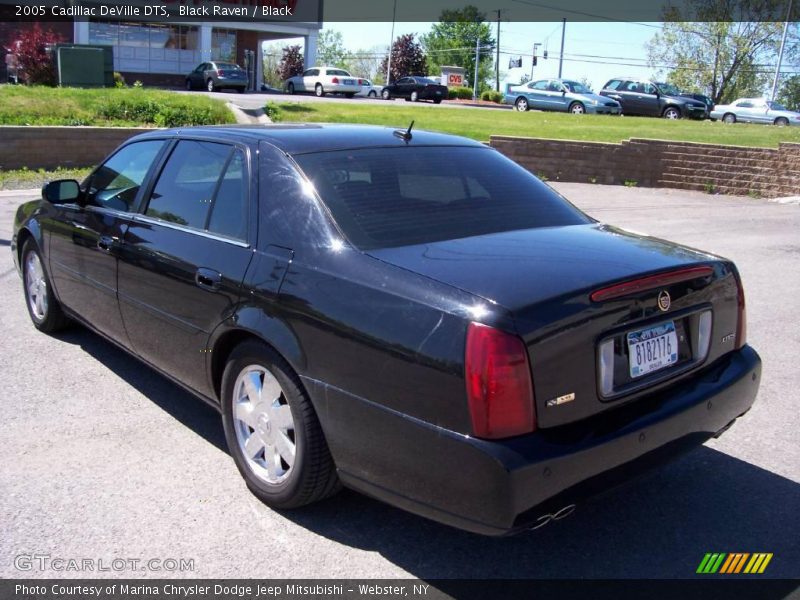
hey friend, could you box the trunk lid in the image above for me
[367,224,741,428]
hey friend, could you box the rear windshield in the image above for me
[294,146,591,250]
[216,63,242,70]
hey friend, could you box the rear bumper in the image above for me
[306,345,761,536]
[217,78,246,88]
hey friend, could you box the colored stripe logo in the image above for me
[697,553,773,574]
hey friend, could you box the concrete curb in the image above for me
[226,102,270,124]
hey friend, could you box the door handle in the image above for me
[97,236,115,252]
[195,268,222,290]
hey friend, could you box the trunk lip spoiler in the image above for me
[590,265,715,303]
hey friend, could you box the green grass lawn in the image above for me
[0,166,93,191]
[267,101,800,148]
[0,85,235,127]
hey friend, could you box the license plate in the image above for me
[627,321,678,378]
[343,79,355,85]
[436,90,442,95]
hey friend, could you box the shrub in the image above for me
[264,102,282,122]
[98,92,232,127]
[480,90,503,103]
[113,72,126,88]
[15,24,64,86]
[447,86,474,100]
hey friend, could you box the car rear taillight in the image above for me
[331,77,339,84]
[465,322,535,439]
[217,69,225,77]
[358,79,365,85]
[734,271,747,349]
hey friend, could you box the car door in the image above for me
[46,139,167,345]
[393,77,412,98]
[301,68,319,91]
[751,100,772,123]
[190,64,206,88]
[639,82,662,116]
[526,80,550,109]
[733,100,755,122]
[548,80,569,110]
[116,138,256,397]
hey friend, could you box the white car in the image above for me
[710,98,800,126]
[355,79,382,98]
[284,67,361,97]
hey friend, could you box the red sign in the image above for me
[448,73,463,87]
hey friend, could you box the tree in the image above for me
[344,46,386,83]
[317,30,348,68]
[421,6,495,94]
[777,74,800,110]
[647,1,798,104]
[277,45,303,82]
[380,34,428,84]
[15,24,64,85]
[262,42,286,89]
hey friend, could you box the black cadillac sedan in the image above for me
[12,124,760,535]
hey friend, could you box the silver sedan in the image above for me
[710,98,800,126]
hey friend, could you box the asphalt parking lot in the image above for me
[1,183,798,580]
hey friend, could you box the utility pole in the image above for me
[473,35,481,100]
[495,9,501,92]
[771,0,793,101]
[385,0,397,85]
[558,17,566,79]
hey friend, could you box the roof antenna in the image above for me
[393,120,414,142]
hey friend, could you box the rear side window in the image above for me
[294,146,591,250]
[145,140,248,240]
[604,80,622,90]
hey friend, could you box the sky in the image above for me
[308,21,660,90]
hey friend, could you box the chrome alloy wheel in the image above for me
[25,252,48,321]
[232,365,296,484]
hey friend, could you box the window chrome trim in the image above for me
[131,214,250,248]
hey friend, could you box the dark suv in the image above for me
[599,78,708,119]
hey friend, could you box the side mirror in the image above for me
[42,179,81,204]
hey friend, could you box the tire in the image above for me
[515,96,529,112]
[433,98,442,104]
[315,83,325,97]
[221,340,339,509]
[410,91,419,102]
[368,90,377,98]
[207,79,215,93]
[345,93,355,98]
[237,87,245,94]
[569,102,585,114]
[775,117,789,127]
[287,82,295,95]
[663,106,681,119]
[381,89,391,100]
[723,113,737,124]
[185,79,192,91]
[21,239,70,334]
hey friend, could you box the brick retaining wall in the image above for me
[0,126,154,171]
[491,136,800,198]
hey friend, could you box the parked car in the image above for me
[12,125,760,536]
[710,98,800,126]
[381,76,447,103]
[599,78,708,119]
[355,78,381,98]
[505,78,621,114]
[284,67,361,97]
[186,62,247,93]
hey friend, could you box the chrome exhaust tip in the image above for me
[529,503,577,530]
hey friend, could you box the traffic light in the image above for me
[532,56,538,66]
[543,50,548,59]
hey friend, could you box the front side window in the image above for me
[145,140,247,240]
[531,80,549,90]
[85,140,164,212]
[295,146,591,250]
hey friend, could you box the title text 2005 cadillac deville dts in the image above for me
[12,125,761,535]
